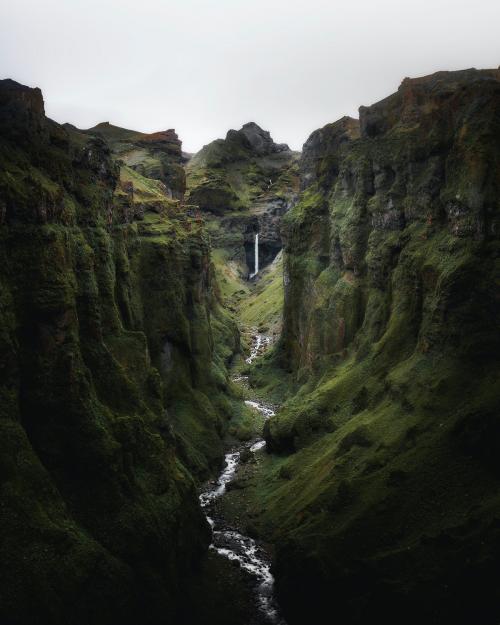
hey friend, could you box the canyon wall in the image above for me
[263,68,500,624]
[0,80,237,624]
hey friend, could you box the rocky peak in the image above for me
[226,121,290,155]
[139,128,180,144]
[94,121,112,129]
[136,129,182,158]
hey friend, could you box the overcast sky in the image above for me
[1,0,499,152]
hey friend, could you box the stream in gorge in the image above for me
[199,331,285,625]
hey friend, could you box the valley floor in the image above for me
[187,254,291,625]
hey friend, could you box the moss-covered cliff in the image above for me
[259,69,500,624]
[0,79,238,625]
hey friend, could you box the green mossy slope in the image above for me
[239,251,284,337]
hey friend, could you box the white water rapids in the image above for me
[199,333,285,625]
[245,333,271,365]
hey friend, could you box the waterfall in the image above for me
[249,233,259,279]
[254,233,259,276]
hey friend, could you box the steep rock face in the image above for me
[0,78,46,142]
[0,80,237,625]
[263,69,500,624]
[186,122,299,277]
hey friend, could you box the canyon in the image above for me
[0,67,499,625]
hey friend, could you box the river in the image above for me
[199,331,286,625]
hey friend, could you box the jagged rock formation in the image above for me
[260,69,500,624]
[228,121,290,156]
[186,122,299,277]
[0,80,239,625]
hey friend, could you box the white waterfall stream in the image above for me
[250,233,259,278]
[255,233,259,275]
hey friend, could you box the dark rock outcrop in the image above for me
[227,121,290,155]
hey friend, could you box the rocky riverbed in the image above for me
[199,332,285,625]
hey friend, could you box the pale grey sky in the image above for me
[1,0,499,152]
